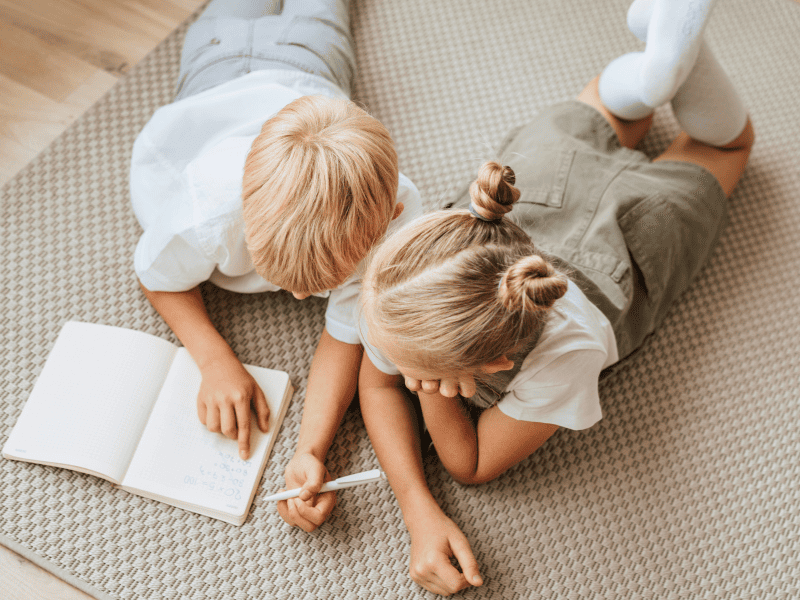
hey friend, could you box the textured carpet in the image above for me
[2,0,799,598]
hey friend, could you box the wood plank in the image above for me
[0,18,98,101]
[0,69,117,184]
[0,0,200,74]
[0,0,204,187]
[0,543,94,600]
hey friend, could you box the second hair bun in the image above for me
[498,255,568,313]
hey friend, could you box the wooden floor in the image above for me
[0,0,205,188]
[0,2,205,596]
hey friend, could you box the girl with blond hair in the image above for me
[357,1,754,591]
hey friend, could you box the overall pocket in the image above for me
[618,192,677,307]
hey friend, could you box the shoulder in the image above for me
[498,348,606,430]
[134,70,346,170]
[533,281,619,362]
[494,281,618,428]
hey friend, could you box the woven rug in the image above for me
[2,0,799,598]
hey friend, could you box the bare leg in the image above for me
[654,117,754,197]
[578,76,653,149]
[587,70,754,198]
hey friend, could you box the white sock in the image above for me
[670,41,748,146]
[599,0,718,118]
[598,52,654,120]
[626,0,655,41]
[638,0,718,107]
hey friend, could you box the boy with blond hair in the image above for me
[130,0,421,530]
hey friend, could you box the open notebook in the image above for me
[3,321,294,525]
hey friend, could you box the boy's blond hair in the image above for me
[362,162,569,375]
[242,95,399,295]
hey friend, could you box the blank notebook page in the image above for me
[4,322,177,482]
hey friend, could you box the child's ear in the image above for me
[483,355,514,374]
[392,202,404,220]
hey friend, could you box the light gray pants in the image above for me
[176,0,355,99]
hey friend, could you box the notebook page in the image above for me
[3,322,177,482]
[122,349,290,517]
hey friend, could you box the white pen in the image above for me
[263,468,385,502]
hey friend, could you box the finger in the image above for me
[409,568,444,596]
[205,406,222,433]
[434,563,470,595]
[235,403,251,460]
[417,579,450,596]
[298,470,323,502]
[404,376,422,392]
[421,379,440,393]
[439,379,459,398]
[308,489,337,519]
[458,375,477,398]
[294,492,335,527]
[219,404,238,440]
[286,498,320,532]
[276,498,292,524]
[299,467,325,501]
[197,398,208,425]
[413,569,458,597]
[451,535,482,587]
[252,385,270,432]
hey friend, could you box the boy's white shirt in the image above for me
[130,69,424,345]
[361,281,620,430]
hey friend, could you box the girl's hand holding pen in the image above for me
[276,452,336,532]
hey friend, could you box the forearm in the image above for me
[295,328,362,461]
[421,390,560,484]
[139,281,236,368]
[359,371,440,525]
[418,392,479,483]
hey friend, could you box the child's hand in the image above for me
[407,506,483,595]
[403,374,477,398]
[196,355,270,460]
[277,452,337,532]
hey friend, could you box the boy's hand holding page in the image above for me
[138,284,271,461]
[196,353,271,460]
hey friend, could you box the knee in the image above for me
[720,116,755,152]
[638,52,685,107]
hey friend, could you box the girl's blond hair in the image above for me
[362,161,568,374]
[243,95,399,294]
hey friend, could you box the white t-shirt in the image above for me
[130,69,423,345]
[362,281,619,430]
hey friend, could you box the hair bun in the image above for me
[498,255,568,313]
[468,161,520,221]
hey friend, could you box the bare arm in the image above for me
[277,328,362,531]
[418,391,558,485]
[359,357,482,596]
[139,281,270,459]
